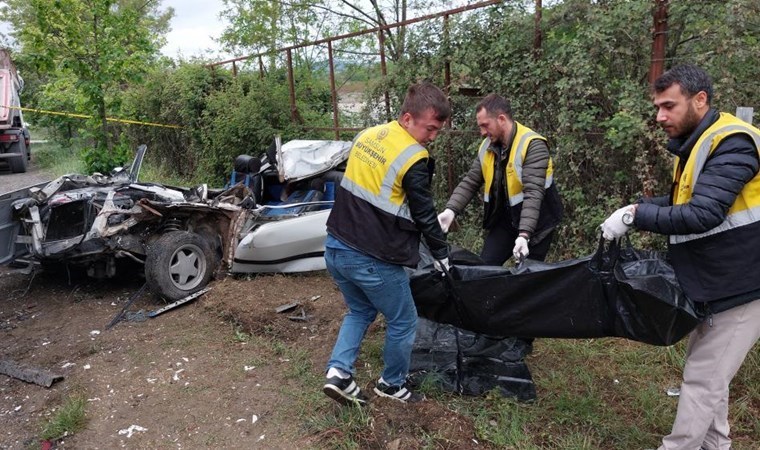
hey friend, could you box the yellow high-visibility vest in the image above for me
[479,121,554,206]
[670,112,760,244]
[340,121,428,220]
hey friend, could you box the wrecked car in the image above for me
[1,140,350,301]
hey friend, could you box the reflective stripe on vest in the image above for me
[340,121,427,221]
[670,113,760,245]
[479,122,554,206]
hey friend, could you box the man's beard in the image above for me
[674,104,702,139]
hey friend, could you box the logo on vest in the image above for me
[376,128,389,141]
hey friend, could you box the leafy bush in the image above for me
[378,0,760,259]
[121,60,336,185]
[80,140,134,175]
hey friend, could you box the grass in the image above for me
[297,330,759,449]
[39,394,87,441]
[29,131,203,187]
[32,141,86,176]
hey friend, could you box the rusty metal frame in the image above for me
[206,0,502,138]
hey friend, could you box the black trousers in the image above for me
[480,212,554,265]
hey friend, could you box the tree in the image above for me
[218,0,464,69]
[3,0,173,157]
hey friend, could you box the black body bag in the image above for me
[410,238,701,346]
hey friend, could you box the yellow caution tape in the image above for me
[4,105,183,129]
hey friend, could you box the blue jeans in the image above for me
[324,235,417,387]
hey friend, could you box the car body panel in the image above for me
[232,208,330,273]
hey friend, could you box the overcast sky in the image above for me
[1,0,488,60]
[160,0,231,59]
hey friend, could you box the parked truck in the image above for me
[0,48,30,173]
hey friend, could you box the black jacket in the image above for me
[328,158,448,267]
[634,109,760,312]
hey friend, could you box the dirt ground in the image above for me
[0,265,481,449]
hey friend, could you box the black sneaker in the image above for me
[323,375,368,406]
[373,380,424,403]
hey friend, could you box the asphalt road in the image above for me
[0,155,54,195]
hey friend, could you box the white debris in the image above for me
[42,342,50,346]
[182,357,189,362]
[251,415,258,424]
[244,366,255,371]
[257,435,265,442]
[61,362,75,369]
[83,364,91,370]
[118,425,147,438]
[147,378,157,384]
[87,398,101,402]
[90,330,101,336]
[236,418,246,423]
[613,379,620,384]
[666,387,680,397]
[172,369,185,381]
[14,405,21,411]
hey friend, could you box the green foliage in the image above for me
[4,0,171,154]
[381,0,760,259]
[80,139,133,175]
[40,394,87,441]
[121,62,336,185]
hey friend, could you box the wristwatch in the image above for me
[622,211,635,226]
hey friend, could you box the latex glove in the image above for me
[433,257,450,273]
[601,205,635,240]
[437,208,456,233]
[513,236,529,261]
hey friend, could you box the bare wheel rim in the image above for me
[168,243,206,290]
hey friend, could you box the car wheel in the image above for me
[8,139,28,173]
[145,231,216,301]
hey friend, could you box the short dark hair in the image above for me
[654,64,713,105]
[399,81,451,121]
[476,93,512,119]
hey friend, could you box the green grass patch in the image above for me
[40,394,87,441]
[305,405,372,450]
[32,141,86,176]
[138,156,202,186]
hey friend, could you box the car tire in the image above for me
[144,231,216,301]
[8,139,28,173]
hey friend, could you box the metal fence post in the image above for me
[736,106,754,124]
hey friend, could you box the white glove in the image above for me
[513,236,529,261]
[601,205,635,240]
[437,208,456,233]
[433,257,450,273]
